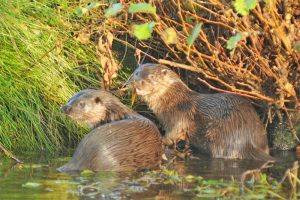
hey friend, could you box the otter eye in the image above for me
[176,140,186,152]
[148,74,154,79]
[95,97,102,104]
[79,102,85,108]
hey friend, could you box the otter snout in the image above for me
[61,105,72,114]
[130,69,141,83]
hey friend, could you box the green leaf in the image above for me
[128,3,156,15]
[86,2,100,10]
[22,164,47,168]
[160,28,177,44]
[22,182,41,188]
[80,169,95,176]
[197,193,220,198]
[75,2,103,17]
[186,16,194,24]
[105,3,123,18]
[226,33,242,50]
[293,41,300,52]
[132,22,156,40]
[233,0,258,16]
[75,8,86,17]
[187,23,202,46]
[184,175,196,182]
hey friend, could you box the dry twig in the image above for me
[0,143,22,163]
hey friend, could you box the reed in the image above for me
[0,0,104,151]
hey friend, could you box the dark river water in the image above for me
[0,150,299,199]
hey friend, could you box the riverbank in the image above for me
[0,0,104,151]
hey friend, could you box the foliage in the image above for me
[75,2,103,17]
[22,182,41,188]
[294,41,300,52]
[1,152,297,199]
[75,0,299,138]
[187,23,202,47]
[128,3,156,15]
[160,28,177,45]
[233,0,258,16]
[0,0,103,151]
[132,22,156,40]
[272,123,297,150]
[226,33,242,50]
[104,3,123,17]
[2,0,298,150]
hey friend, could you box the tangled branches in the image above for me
[76,0,299,134]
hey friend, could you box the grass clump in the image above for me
[0,0,104,151]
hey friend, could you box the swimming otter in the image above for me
[131,63,274,161]
[58,89,164,172]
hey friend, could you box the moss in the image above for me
[272,124,297,150]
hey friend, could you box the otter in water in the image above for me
[131,63,274,161]
[58,89,164,172]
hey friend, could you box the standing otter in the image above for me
[131,63,274,161]
[58,89,164,172]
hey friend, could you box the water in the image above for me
[0,150,299,199]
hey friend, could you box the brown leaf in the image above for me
[106,32,114,47]
[135,49,141,64]
[99,56,109,69]
[97,36,106,53]
[97,32,114,54]
[284,82,296,97]
[100,55,119,90]
[75,31,91,44]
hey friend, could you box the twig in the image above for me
[279,161,299,188]
[95,0,298,129]
[240,161,273,182]
[159,59,276,101]
[197,77,268,100]
[113,37,158,62]
[0,143,22,163]
[159,59,201,73]
[283,107,300,143]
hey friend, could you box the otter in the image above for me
[131,63,274,161]
[58,89,164,172]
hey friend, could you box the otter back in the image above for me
[191,93,271,160]
[58,115,163,172]
[58,89,164,172]
[131,63,274,161]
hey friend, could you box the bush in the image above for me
[75,0,300,140]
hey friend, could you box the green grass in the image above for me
[0,0,105,151]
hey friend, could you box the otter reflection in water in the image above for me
[131,63,274,161]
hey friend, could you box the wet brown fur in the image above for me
[132,63,274,161]
[58,89,164,172]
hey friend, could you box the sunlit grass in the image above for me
[0,0,103,151]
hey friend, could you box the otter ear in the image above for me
[161,69,168,76]
[94,97,102,104]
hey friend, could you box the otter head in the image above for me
[61,89,129,128]
[131,63,180,98]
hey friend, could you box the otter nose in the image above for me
[61,105,72,114]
